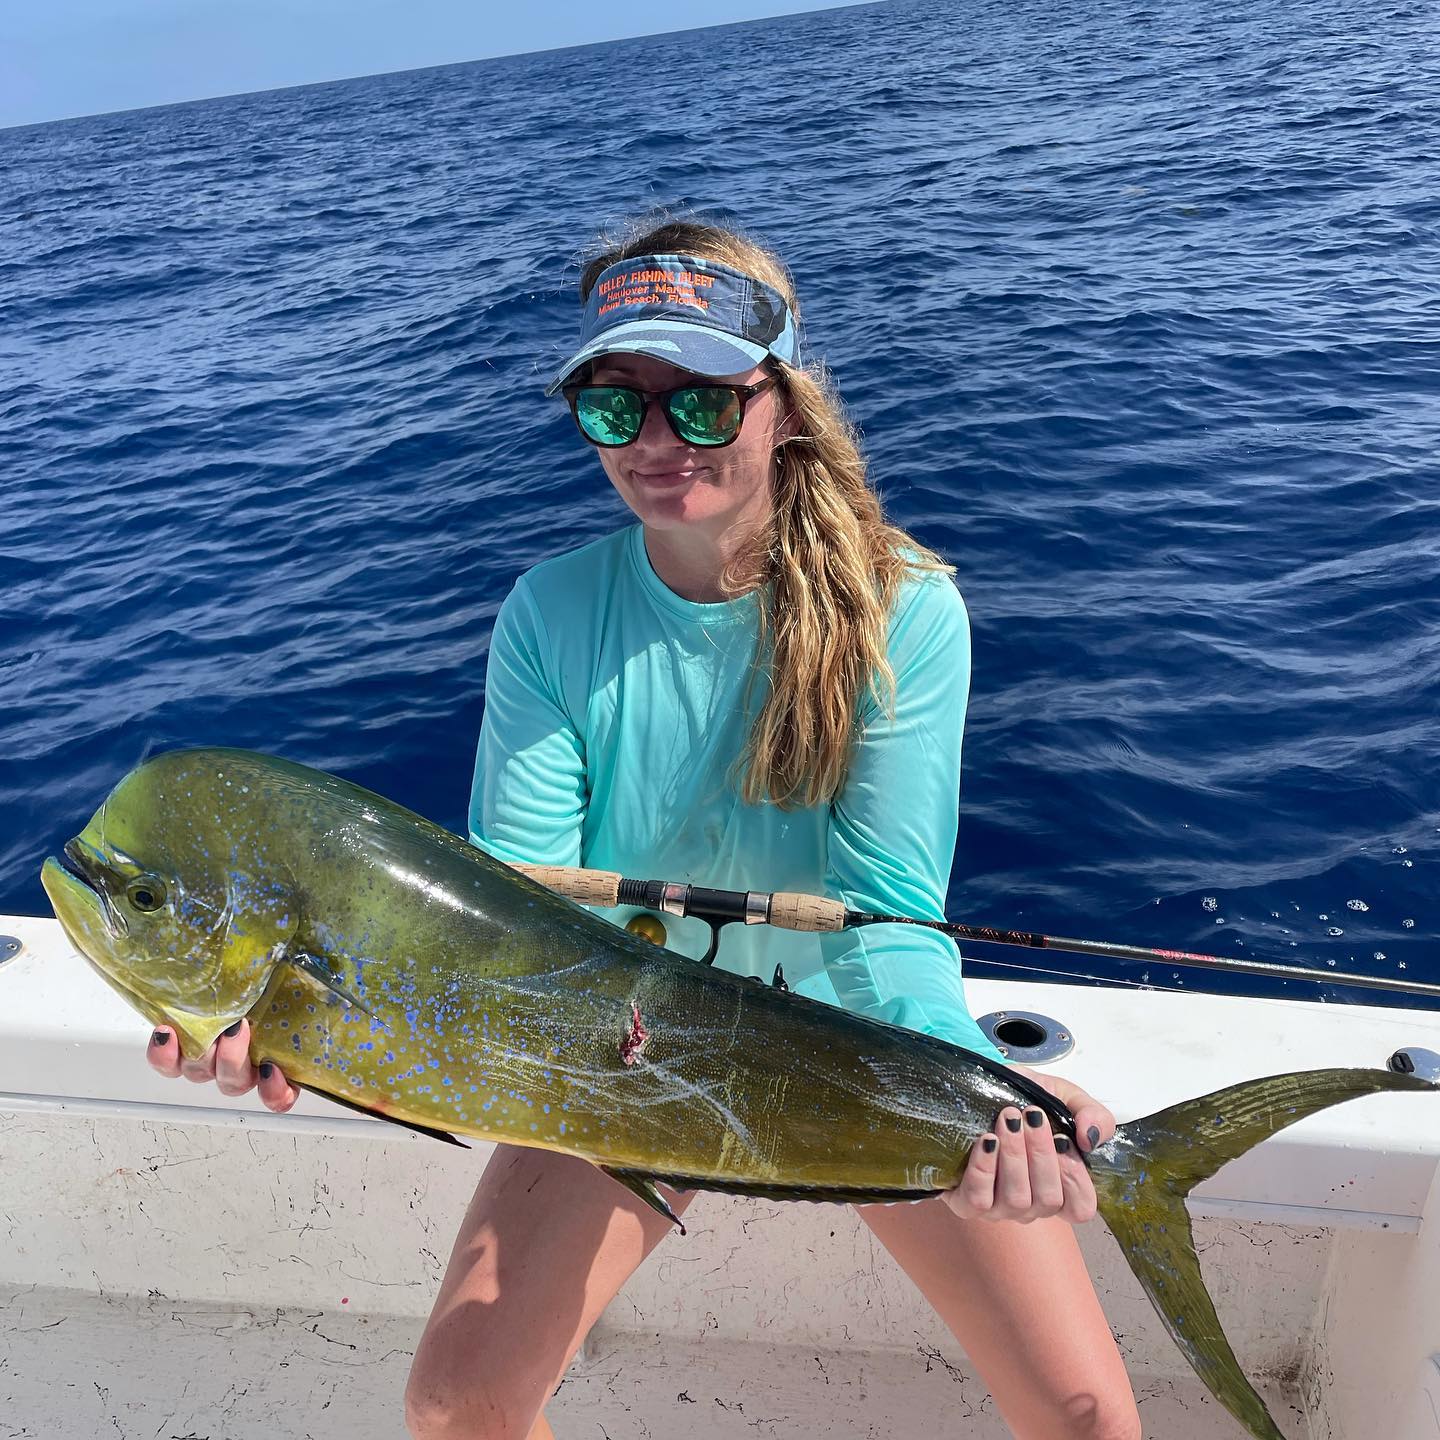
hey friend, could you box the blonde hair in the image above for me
[578,216,953,809]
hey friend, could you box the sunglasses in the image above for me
[563,375,781,449]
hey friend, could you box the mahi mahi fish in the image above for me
[41,747,1437,1440]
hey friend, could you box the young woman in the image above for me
[149,220,1141,1440]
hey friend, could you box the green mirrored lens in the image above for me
[575,387,643,445]
[669,387,743,446]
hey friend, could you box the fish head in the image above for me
[41,750,301,1059]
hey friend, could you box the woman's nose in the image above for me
[633,396,684,451]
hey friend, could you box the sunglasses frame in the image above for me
[562,374,781,449]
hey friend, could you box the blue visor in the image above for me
[545,253,799,396]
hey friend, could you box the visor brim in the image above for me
[544,320,771,397]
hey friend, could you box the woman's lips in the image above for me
[630,467,705,488]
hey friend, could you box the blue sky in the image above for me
[2,0,868,130]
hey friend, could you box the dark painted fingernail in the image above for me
[258,1062,274,1080]
[1087,1125,1101,1148]
[982,1135,998,1154]
[1005,1113,1022,1133]
[151,1030,169,1047]
[1025,1108,1046,1128]
[222,1021,242,1038]
[1054,1134,1072,1154]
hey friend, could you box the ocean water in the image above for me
[3,0,1437,1009]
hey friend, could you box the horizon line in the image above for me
[2,0,884,135]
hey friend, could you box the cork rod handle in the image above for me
[511,863,623,908]
[509,862,850,935]
[767,891,848,933]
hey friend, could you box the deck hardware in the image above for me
[0,935,20,966]
[1390,1048,1440,1083]
[977,1009,1074,1065]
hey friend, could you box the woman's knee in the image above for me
[404,1353,530,1440]
[1047,1383,1141,1440]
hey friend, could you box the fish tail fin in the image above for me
[1091,1066,1437,1440]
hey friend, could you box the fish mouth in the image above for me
[58,839,97,888]
[41,849,188,1045]
[41,840,126,954]
[59,837,129,928]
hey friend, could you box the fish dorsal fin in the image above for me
[600,1167,687,1233]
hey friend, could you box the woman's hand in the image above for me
[941,1066,1116,1225]
[145,1018,299,1113]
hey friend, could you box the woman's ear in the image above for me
[769,367,804,449]
[774,398,802,447]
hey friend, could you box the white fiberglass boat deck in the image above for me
[2,911,1438,1438]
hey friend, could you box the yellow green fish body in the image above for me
[42,747,1437,1440]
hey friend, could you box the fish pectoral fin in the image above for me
[600,1167,687,1234]
[295,1082,469,1147]
[287,952,385,1028]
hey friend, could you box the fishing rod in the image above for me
[510,862,1440,1003]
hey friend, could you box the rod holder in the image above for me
[976,1009,1074,1065]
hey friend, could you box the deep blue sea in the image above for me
[3,0,1437,1010]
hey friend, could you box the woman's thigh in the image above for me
[858,1199,1139,1440]
[406,1142,695,1440]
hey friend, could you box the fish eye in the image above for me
[125,876,167,912]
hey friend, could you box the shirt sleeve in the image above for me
[818,574,1004,1061]
[468,578,588,868]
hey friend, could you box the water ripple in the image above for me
[2,0,1437,1005]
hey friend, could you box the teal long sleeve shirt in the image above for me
[468,523,1002,1062]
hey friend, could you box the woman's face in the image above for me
[584,352,789,539]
